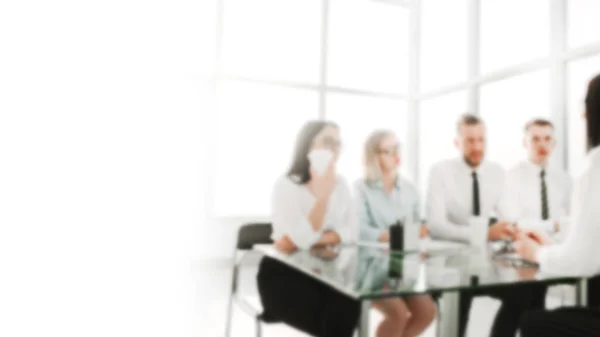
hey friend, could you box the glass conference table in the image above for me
[254,242,588,337]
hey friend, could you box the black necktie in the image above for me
[472,171,480,216]
[541,170,549,220]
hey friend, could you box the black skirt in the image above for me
[257,256,361,337]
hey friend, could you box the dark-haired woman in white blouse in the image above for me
[257,120,361,337]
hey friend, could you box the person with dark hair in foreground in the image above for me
[517,74,600,337]
[256,120,361,337]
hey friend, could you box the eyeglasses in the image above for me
[320,136,342,150]
[377,145,401,156]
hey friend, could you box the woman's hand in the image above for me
[514,233,541,263]
[274,236,298,254]
[309,164,336,201]
[523,229,554,245]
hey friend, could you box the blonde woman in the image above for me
[355,130,436,337]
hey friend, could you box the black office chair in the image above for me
[224,223,280,337]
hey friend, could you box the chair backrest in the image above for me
[237,223,273,250]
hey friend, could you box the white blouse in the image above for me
[536,147,600,277]
[270,175,357,249]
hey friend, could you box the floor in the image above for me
[195,256,574,337]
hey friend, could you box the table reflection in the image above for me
[255,243,576,300]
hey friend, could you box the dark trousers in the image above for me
[257,256,361,337]
[458,284,547,337]
[520,307,600,337]
[587,274,600,308]
[517,275,600,337]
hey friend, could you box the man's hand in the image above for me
[488,221,517,240]
[514,233,541,263]
[274,236,298,254]
[379,231,390,243]
[523,229,554,245]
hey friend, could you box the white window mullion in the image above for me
[407,0,421,185]
[319,0,330,119]
[467,0,481,114]
[550,0,568,171]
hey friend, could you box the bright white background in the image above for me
[0,1,212,336]
[2,1,600,336]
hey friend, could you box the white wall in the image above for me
[0,1,215,336]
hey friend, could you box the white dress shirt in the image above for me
[270,174,357,249]
[500,160,572,233]
[536,147,600,277]
[426,157,505,243]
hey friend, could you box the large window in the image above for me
[214,82,318,216]
[480,70,551,170]
[214,0,409,218]
[213,0,600,221]
[568,0,600,49]
[420,0,468,92]
[480,0,550,74]
[418,91,468,199]
[221,0,322,83]
[328,0,409,94]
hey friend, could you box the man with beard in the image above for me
[426,114,539,337]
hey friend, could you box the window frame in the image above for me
[210,0,600,220]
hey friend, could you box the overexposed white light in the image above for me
[480,0,550,74]
[221,0,322,84]
[0,1,211,336]
[480,70,550,170]
[328,0,410,94]
[326,94,408,185]
[568,0,600,49]
[371,0,415,7]
[214,81,318,217]
[567,55,600,178]
[420,0,468,92]
[418,91,468,201]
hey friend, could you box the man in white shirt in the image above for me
[426,114,543,337]
[501,118,572,235]
[426,119,508,244]
[499,118,572,333]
